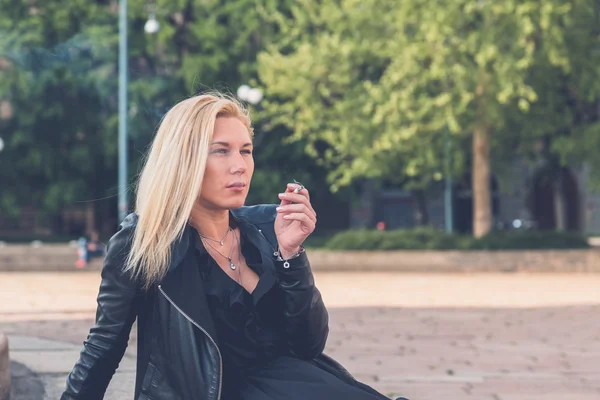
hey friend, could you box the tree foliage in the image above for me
[0,0,335,233]
[257,0,592,236]
[0,1,120,220]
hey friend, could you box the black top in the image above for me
[193,229,288,394]
[191,223,391,400]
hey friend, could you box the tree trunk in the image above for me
[553,170,566,231]
[473,123,492,237]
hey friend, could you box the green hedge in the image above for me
[324,228,590,250]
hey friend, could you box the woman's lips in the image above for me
[226,183,246,192]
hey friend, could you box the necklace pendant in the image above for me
[219,240,224,246]
[227,256,236,270]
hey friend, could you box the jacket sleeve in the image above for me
[61,216,141,400]
[275,251,329,360]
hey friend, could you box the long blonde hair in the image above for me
[125,92,253,288]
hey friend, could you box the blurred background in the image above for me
[0,0,599,247]
[1,1,600,399]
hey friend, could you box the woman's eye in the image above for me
[242,150,253,155]
[214,149,227,154]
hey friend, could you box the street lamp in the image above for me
[118,0,128,223]
[237,85,267,145]
[444,128,453,233]
[237,85,263,105]
[144,12,160,34]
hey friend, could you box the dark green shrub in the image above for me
[463,231,590,250]
[324,228,590,250]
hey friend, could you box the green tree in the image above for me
[496,0,600,231]
[131,0,342,208]
[0,1,122,233]
[0,0,342,236]
[257,0,574,236]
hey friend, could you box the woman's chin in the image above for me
[224,196,248,210]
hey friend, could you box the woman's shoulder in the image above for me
[119,212,139,230]
[105,213,138,256]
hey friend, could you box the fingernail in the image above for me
[278,193,286,198]
[276,207,283,211]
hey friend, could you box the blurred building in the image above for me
[351,162,600,235]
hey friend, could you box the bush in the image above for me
[302,235,331,249]
[325,227,458,250]
[464,231,590,250]
[324,228,590,251]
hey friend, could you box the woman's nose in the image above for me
[230,153,247,174]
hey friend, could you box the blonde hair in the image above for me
[125,92,253,288]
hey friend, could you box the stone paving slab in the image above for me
[8,335,137,399]
[2,272,600,399]
[11,349,85,374]
[5,309,600,399]
[8,335,78,351]
[40,371,136,399]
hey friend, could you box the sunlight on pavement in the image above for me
[317,272,600,308]
[1,272,600,322]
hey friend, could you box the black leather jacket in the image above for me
[60,204,357,400]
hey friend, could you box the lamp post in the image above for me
[441,35,454,233]
[237,85,263,105]
[144,12,160,34]
[118,0,128,223]
[444,128,453,233]
[118,1,160,222]
[237,85,265,146]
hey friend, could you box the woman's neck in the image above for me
[188,204,232,240]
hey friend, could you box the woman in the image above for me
[61,93,406,400]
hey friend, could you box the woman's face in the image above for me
[199,117,254,210]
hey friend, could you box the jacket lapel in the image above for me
[159,224,218,341]
[233,216,278,271]
[157,208,278,341]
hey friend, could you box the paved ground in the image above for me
[1,271,600,399]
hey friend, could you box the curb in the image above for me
[2,246,600,273]
[0,333,10,400]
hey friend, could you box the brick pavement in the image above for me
[1,271,600,399]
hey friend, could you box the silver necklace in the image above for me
[202,229,243,285]
[198,227,232,246]
[202,230,238,271]
[233,230,242,285]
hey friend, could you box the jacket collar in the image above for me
[157,205,277,344]
[170,205,277,272]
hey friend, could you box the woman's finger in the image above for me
[281,212,316,230]
[276,204,317,223]
[278,191,316,216]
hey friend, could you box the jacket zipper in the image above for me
[256,228,280,258]
[158,285,223,400]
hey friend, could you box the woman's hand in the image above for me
[274,183,317,259]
